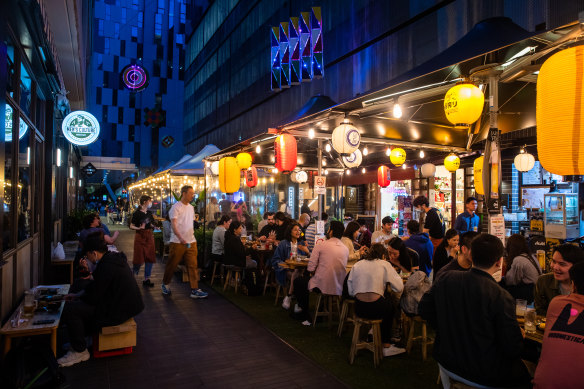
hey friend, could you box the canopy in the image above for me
[169,144,221,175]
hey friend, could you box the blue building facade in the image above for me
[88,0,188,170]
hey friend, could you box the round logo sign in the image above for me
[122,64,149,92]
[62,111,100,146]
[346,128,360,147]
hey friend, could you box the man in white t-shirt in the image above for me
[162,185,208,299]
[371,216,396,247]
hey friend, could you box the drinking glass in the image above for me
[23,290,37,318]
[524,309,537,333]
[515,299,527,317]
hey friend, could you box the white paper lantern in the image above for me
[332,122,360,155]
[290,171,298,183]
[342,149,363,168]
[210,161,219,175]
[514,151,535,172]
[421,163,436,177]
[296,170,308,184]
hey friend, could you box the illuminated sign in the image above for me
[288,186,295,217]
[62,111,100,146]
[121,64,149,92]
[5,104,28,141]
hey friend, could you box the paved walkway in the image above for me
[63,225,347,388]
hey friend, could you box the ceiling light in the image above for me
[419,150,425,158]
[325,143,331,153]
[402,163,407,169]
[361,168,366,174]
[393,103,403,119]
[386,147,390,156]
[324,169,329,175]
[308,129,315,139]
[346,169,351,175]
[255,145,261,154]
[363,146,368,156]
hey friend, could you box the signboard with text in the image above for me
[62,111,100,146]
[314,175,326,195]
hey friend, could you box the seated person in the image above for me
[274,211,291,242]
[371,216,396,246]
[258,212,277,242]
[348,243,405,357]
[534,261,584,389]
[386,237,419,274]
[535,244,584,316]
[271,222,310,311]
[223,220,257,269]
[356,219,372,249]
[341,221,367,265]
[58,232,144,367]
[432,229,459,277]
[434,231,479,282]
[293,221,348,326]
[504,234,542,303]
[79,213,119,248]
[211,215,231,263]
[403,220,434,276]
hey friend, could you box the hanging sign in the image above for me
[81,163,97,177]
[314,175,326,195]
[62,111,100,146]
[122,64,150,92]
[489,214,506,242]
[5,105,29,141]
[316,220,325,234]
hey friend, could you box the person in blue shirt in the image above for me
[404,220,434,276]
[453,197,480,234]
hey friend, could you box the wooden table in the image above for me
[1,284,70,356]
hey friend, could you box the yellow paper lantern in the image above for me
[444,83,485,127]
[444,154,460,172]
[236,152,252,170]
[537,46,584,175]
[389,148,406,167]
[473,156,484,195]
[218,157,240,193]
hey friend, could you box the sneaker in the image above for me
[382,345,406,357]
[282,295,292,310]
[161,284,171,295]
[293,303,302,313]
[57,349,90,367]
[190,289,208,299]
[301,320,312,326]
[143,279,155,287]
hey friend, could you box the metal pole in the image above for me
[318,139,323,220]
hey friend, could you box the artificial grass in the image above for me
[209,283,441,389]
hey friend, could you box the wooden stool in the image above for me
[210,261,224,286]
[313,293,340,328]
[349,316,383,367]
[337,299,355,337]
[405,315,434,361]
[223,265,244,293]
[263,268,276,296]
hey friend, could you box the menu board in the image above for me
[520,186,549,209]
[522,162,542,185]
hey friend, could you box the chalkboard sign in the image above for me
[356,215,377,233]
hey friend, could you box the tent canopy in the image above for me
[170,144,220,175]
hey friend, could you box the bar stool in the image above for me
[313,293,340,328]
[210,261,224,287]
[405,315,434,361]
[223,265,244,293]
[337,298,355,337]
[349,316,383,367]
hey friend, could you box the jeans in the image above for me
[354,297,394,344]
[61,301,96,352]
[133,262,153,279]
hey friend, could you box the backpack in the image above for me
[242,269,263,296]
[400,270,432,316]
[0,338,66,389]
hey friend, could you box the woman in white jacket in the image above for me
[348,243,405,357]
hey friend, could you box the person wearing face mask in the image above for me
[419,234,530,388]
[130,195,157,287]
[534,244,584,316]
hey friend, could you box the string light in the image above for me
[325,143,331,153]
[386,147,391,156]
[255,144,261,154]
[393,103,403,118]
[322,160,327,167]
[308,129,315,139]
[346,169,351,175]
[363,146,368,156]
[419,150,425,158]
[361,168,366,174]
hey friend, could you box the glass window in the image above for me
[115,23,120,39]
[6,36,15,98]
[34,135,43,233]
[17,119,31,242]
[122,8,127,24]
[3,104,14,250]
[98,19,104,36]
[138,12,143,28]
[20,63,32,117]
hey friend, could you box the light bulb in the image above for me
[419,150,425,158]
[402,163,407,169]
[325,143,331,153]
[386,147,391,156]
[308,129,315,139]
[346,169,351,175]
[255,144,261,154]
[322,160,327,166]
[363,146,368,156]
[393,103,402,118]
[324,169,329,175]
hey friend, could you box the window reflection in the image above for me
[18,119,31,242]
[4,104,14,250]
[7,38,15,98]
[20,63,32,117]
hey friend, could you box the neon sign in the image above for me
[62,111,100,146]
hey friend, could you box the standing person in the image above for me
[453,197,480,234]
[219,195,231,216]
[434,231,479,282]
[206,196,220,222]
[297,213,310,243]
[356,219,372,249]
[235,200,247,221]
[431,229,459,277]
[419,234,531,388]
[403,220,434,276]
[300,199,311,216]
[413,195,445,250]
[129,195,157,287]
[371,216,396,247]
[341,221,367,265]
[122,198,130,225]
[211,215,231,264]
[161,185,208,299]
[503,234,542,303]
[293,221,349,326]
[534,244,584,316]
[534,261,584,389]
[348,243,405,357]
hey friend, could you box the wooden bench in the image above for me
[93,318,137,358]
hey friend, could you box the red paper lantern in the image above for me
[245,166,258,188]
[274,133,297,172]
[378,165,391,187]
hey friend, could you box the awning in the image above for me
[169,144,220,175]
